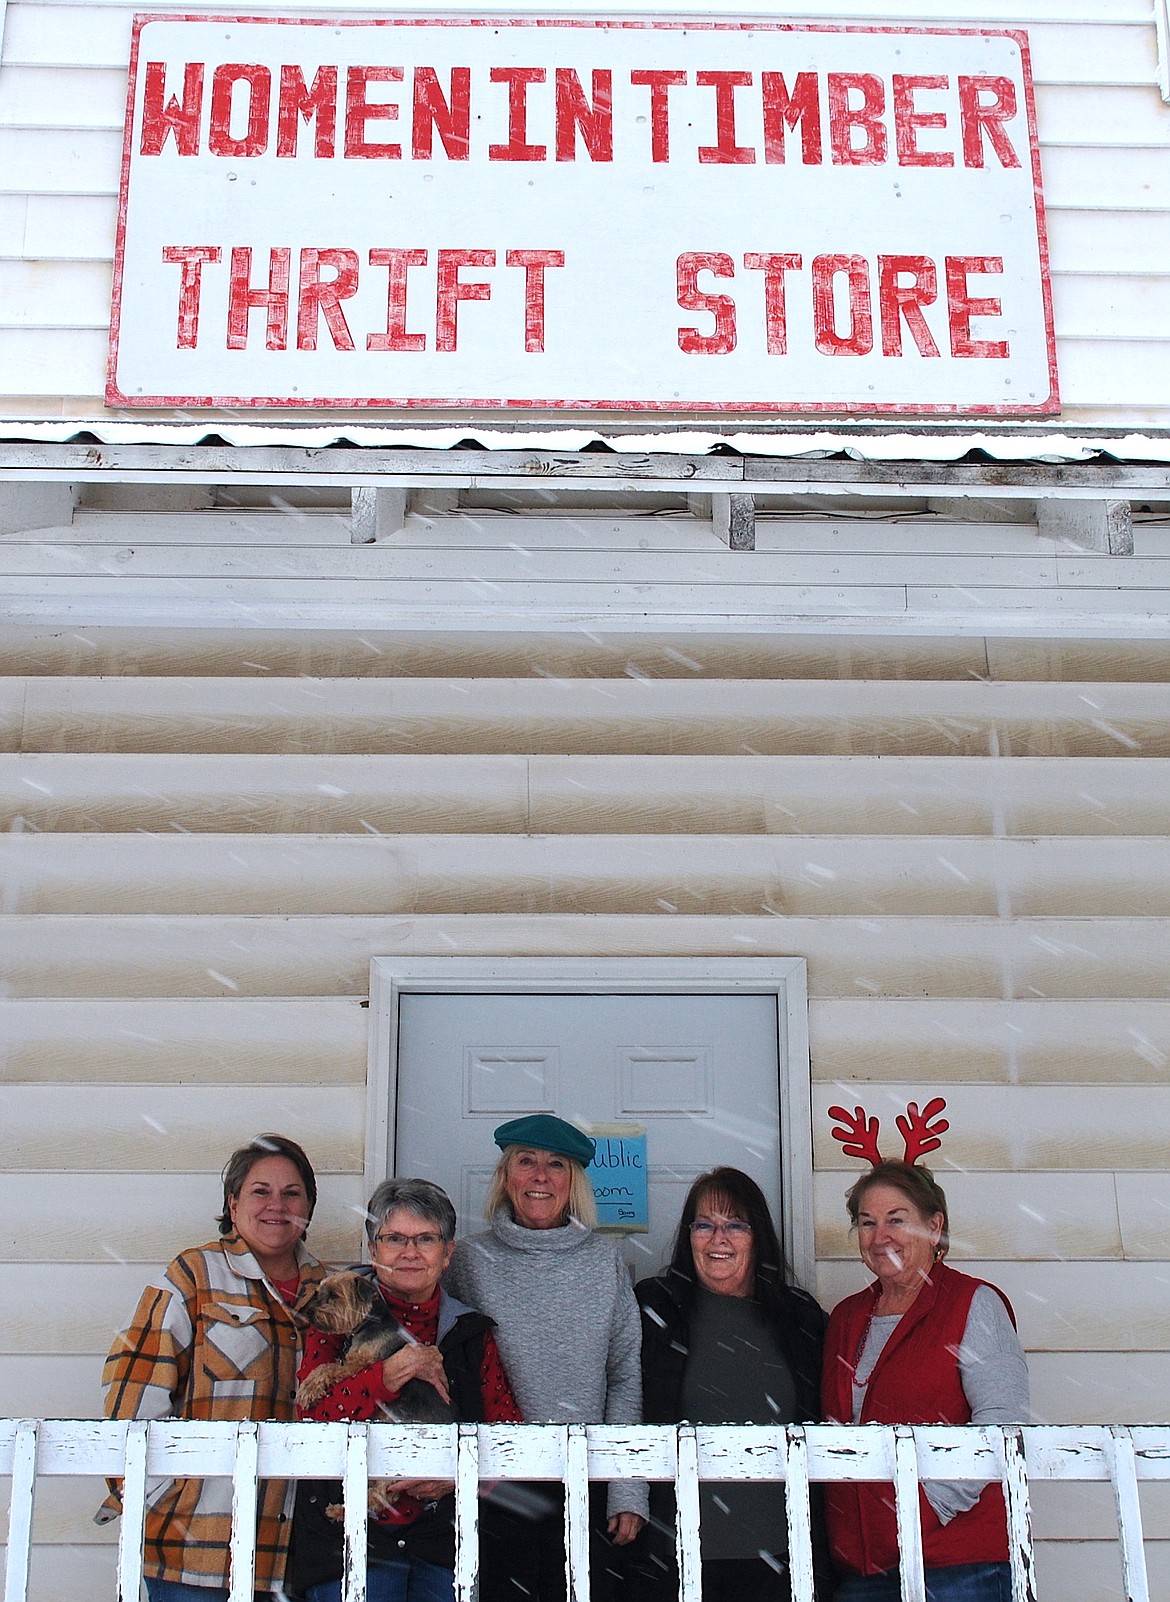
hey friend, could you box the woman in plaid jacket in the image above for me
[99,1134,327,1602]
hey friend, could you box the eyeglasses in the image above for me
[689,1219,752,1239]
[374,1231,446,1251]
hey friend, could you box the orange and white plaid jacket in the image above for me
[99,1232,326,1592]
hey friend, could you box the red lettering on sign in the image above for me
[958,76,1020,168]
[489,68,546,161]
[227,246,291,349]
[297,248,359,349]
[892,75,953,168]
[697,71,755,165]
[946,255,1008,357]
[761,73,821,165]
[345,66,402,159]
[367,248,428,351]
[209,64,270,158]
[506,249,565,351]
[277,65,337,158]
[141,61,204,156]
[878,255,940,356]
[812,253,874,354]
[412,67,471,160]
[676,252,737,354]
[555,69,613,162]
[827,73,887,166]
[743,252,802,354]
[630,70,686,164]
[435,249,494,349]
[162,245,220,346]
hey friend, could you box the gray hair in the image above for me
[365,1177,457,1245]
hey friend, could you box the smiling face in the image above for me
[504,1146,574,1230]
[228,1154,311,1277]
[370,1206,455,1301]
[856,1181,944,1295]
[689,1190,755,1298]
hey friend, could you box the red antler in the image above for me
[828,1104,883,1165]
[896,1097,949,1164]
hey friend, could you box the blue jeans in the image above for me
[835,1563,1012,1602]
[306,1556,455,1602]
[145,1583,285,1602]
[146,1585,230,1602]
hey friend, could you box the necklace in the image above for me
[851,1310,876,1387]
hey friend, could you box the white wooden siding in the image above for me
[0,0,1168,426]
[2,503,1170,632]
[0,618,1167,1602]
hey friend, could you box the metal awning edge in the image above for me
[3,420,1170,468]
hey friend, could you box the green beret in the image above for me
[493,1115,596,1167]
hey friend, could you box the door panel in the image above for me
[394,990,781,1275]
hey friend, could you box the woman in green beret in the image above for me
[446,1113,647,1602]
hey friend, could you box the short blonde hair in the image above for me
[485,1146,598,1230]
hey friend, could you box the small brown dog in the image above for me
[296,1270,454,1423]
[296,1270,454,1522]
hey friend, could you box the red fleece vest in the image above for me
[821,1262,1014,1576]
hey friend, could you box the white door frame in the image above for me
[367,955,814,1288]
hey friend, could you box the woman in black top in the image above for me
[630,1167,828,1602]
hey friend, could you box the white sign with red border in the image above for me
[108,14,1059,415]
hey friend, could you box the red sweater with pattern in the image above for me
[297,1283,521,1526]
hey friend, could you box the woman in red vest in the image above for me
[821,1157,1029,1602]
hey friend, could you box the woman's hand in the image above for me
[381,1343,451,1404]
[607,1512,646,1546]
[381,1477,455,1505]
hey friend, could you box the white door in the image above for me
[393,990,783,1276]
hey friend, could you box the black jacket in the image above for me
[636,1270,826,1429]
[630,1270,829,1597]
[289,1294,496,1590]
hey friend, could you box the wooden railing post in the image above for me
[454,1423,480,1602]
[1002,1426,1038,1602]
[227,1420,260,1602]
[1109,1426,1151,1602]
[115,1420,149,1602]
[675,1425,702,1602]
[564,1424,591,1602]
[785,1424,816,1602]
[2,1422,38,1602]
[342,1424,370,1602]
[893,1425,927,1602]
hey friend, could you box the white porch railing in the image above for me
[2,1421,1167,1602]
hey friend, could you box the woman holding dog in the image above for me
[445,1114,648,1602]
[290,1176,522,1602]
[100,1133,326,1602]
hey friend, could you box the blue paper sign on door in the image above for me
[587,1128,648,1232]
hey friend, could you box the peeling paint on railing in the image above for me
[1,1421,1166,1602]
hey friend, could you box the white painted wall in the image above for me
[0,617,1168,1599]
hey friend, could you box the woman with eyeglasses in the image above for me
[628,1167,829,1602]
[290,1177,521,1602]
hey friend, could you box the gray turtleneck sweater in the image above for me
[446,1211,648,1518]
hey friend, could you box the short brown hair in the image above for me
[846,1159,949,1256]
[217,1134,317,1235]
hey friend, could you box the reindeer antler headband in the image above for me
[828,1097,949,1166]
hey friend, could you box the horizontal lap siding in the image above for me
[0,635,1168,1602]
[2,507,1170,630]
